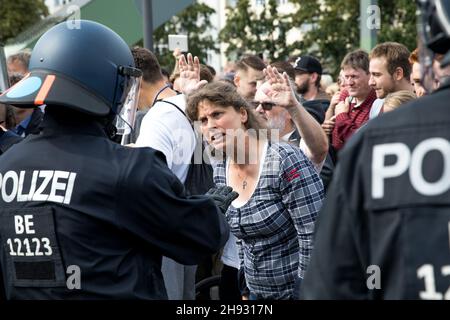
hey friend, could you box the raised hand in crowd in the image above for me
[262,65,299,109]
[262,65,328,167]
[173,47,182,60]
[178,53,208,95]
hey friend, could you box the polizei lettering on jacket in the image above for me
[372,137,450,198]
[0,170,77,204]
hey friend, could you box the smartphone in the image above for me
[338,89,355,104]
[348,95,355,104]
[168,34,188,52]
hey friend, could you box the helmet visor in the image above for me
[115,68,142,136]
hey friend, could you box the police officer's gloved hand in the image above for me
[206,186,239,214]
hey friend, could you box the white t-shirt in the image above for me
[369,98,385,120]
[136,94,195,183]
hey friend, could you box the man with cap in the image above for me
[300,0,450,299]
[0,20,237,299]
[293,55,329,102]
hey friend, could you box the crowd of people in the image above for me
[0,0,449,300]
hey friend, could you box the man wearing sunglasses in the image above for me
[254,71,328,173]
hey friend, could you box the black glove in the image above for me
[206,186,239,214]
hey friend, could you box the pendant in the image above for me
[243,181,247,190]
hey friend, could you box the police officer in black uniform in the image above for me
[0,20,236,299]
[300,0,450,299]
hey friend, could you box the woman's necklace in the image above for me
[236,171,248,190]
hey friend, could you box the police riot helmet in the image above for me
[0,20,141,124]
[416,0,450,92]
[417,0,450,54]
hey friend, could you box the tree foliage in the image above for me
[219,0,291,62]
[289,0,417,76]
[289,0,360,76]
[153,2,218,70]
[218,0,252,61]
[220,0,417,77]
[377,0,417,47]
[0,0,48,44]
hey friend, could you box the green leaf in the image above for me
[220,0,417,78]
[0,0,49,44]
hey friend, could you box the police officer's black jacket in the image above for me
[301,82,450,299]
[0,130,23,155]
[0,111,229,299]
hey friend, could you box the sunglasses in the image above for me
[250,101,276,110]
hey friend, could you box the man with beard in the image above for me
[368,42,413,100]
[293,55,329,102]
[254,67,328,173]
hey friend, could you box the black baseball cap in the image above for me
[293,55,323,75]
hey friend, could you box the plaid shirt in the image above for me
[332,89,377,151]
[214,142,324,299]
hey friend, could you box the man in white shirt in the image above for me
[133,47,197,300]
